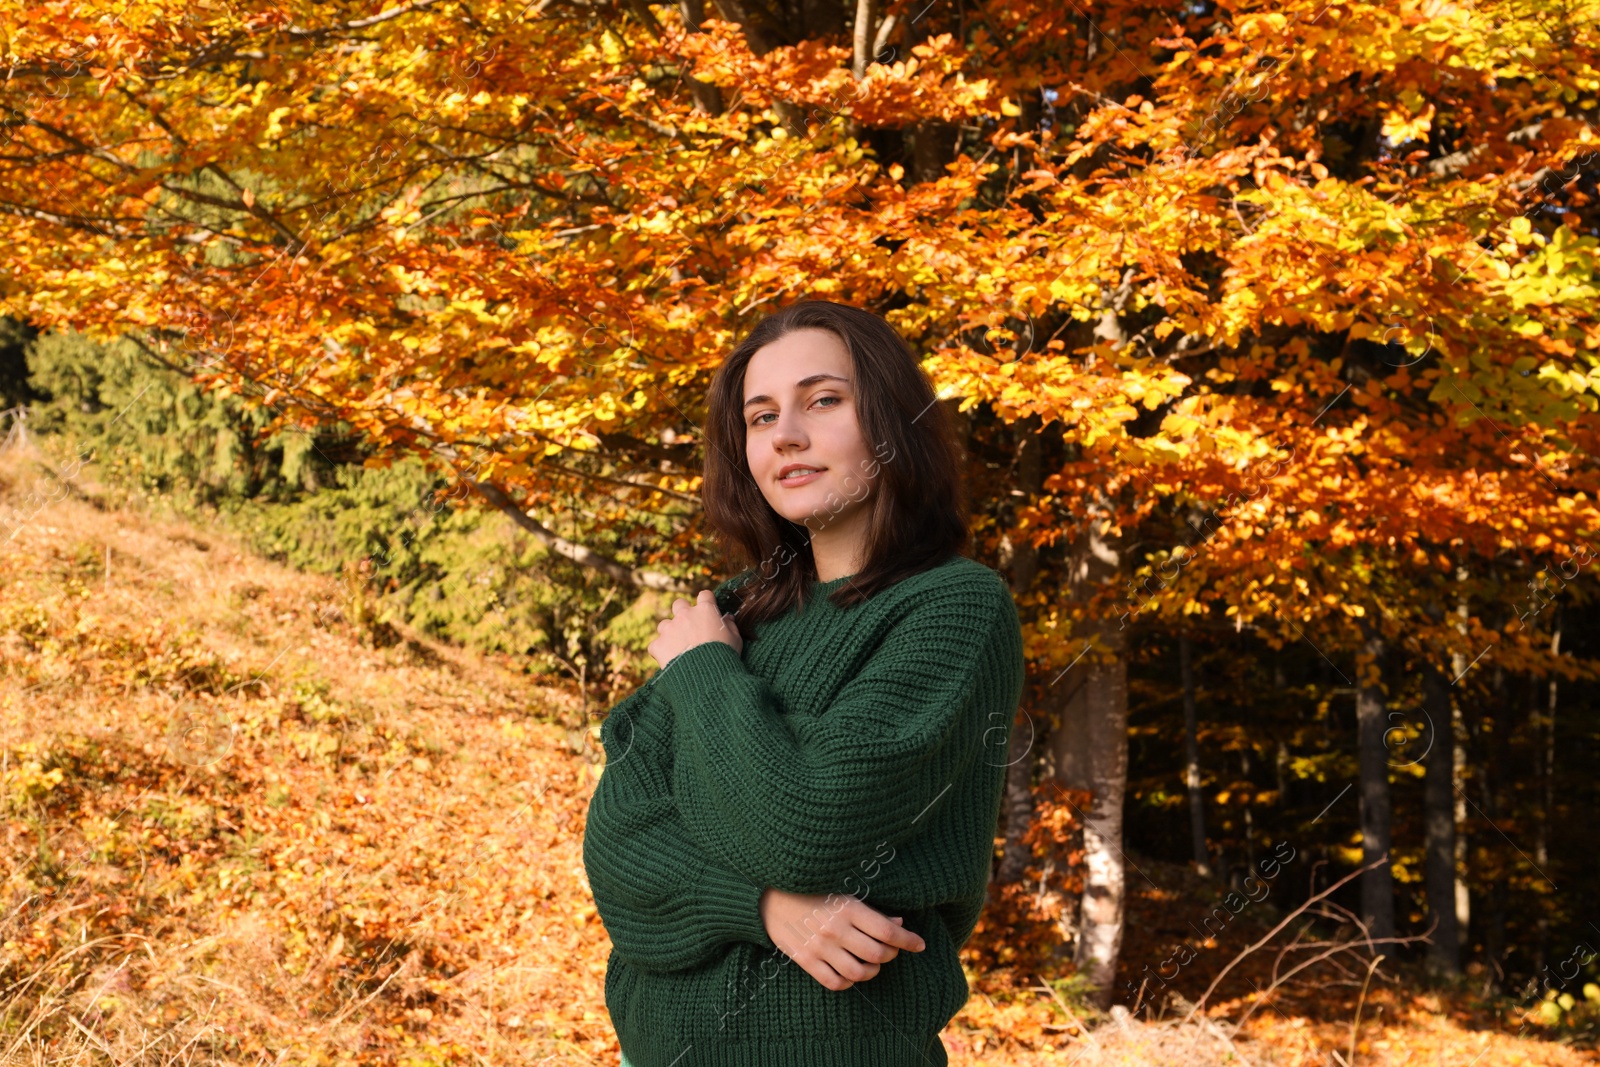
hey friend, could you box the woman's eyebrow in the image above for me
[743,373,851,410]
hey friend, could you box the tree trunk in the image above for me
[1533,619,1559,977]
[1486,876,1508,995]
[1452,581,1472,959]
[1482,664,1507,994]
[706,0,807,133]
[907,118,958,183]
[995,418,1045,888]
[1356,627,1396,944]
[798,0,845,38]
[1051,491,1128,1010]
[1180,632,1211,876]
[850,0,878,79]
[1054,233,1131,1011]
[1422,658,1461,975]
[899,8,959,186]
[678,0,726,115]
[994,710,1038,888]
[1239,742,1255,879]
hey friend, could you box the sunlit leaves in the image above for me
[0,0,1597,676]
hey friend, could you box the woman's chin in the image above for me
[767,494,822,522]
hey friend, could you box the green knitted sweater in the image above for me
[582,554,1025,1067]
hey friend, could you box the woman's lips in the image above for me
[778,468,825,487]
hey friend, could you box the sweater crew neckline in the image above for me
[810,553,965,593]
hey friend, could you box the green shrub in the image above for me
[6,319,664,699]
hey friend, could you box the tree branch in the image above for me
[465,477,693,591]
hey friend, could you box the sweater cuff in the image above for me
[655,639,744,716]
[695,863,775,951]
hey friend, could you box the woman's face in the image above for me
[742,327,880,534]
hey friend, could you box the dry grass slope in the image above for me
[1,443,610,1065]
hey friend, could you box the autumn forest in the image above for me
[1,0,1598,1062]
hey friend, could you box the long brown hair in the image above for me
[702,299,970,630]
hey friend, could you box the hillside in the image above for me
[1,437,1594,1066]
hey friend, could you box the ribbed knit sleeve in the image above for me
[654,574,1017,895]
[582,678,777,974]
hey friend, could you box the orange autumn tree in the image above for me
[3,0,1599,1009]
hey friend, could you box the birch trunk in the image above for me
[1051,493,1127,1009]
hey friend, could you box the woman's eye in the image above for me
[751,396,838,426]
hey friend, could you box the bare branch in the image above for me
[285,0,448,36]
[465,478,693,591]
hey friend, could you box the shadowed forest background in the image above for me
[1,0,1598,1063]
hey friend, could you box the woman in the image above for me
[582,299,1025,1066]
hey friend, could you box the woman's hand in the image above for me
[759,888,926,991]
[648,590,743,669]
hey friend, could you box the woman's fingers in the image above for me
[795,953,855,991]
[822,944,880,985]
[761,889,929,991]
[836,923,900,965]
[843,898,927,954]
[794,949,859,991]
[812,900,927,988]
